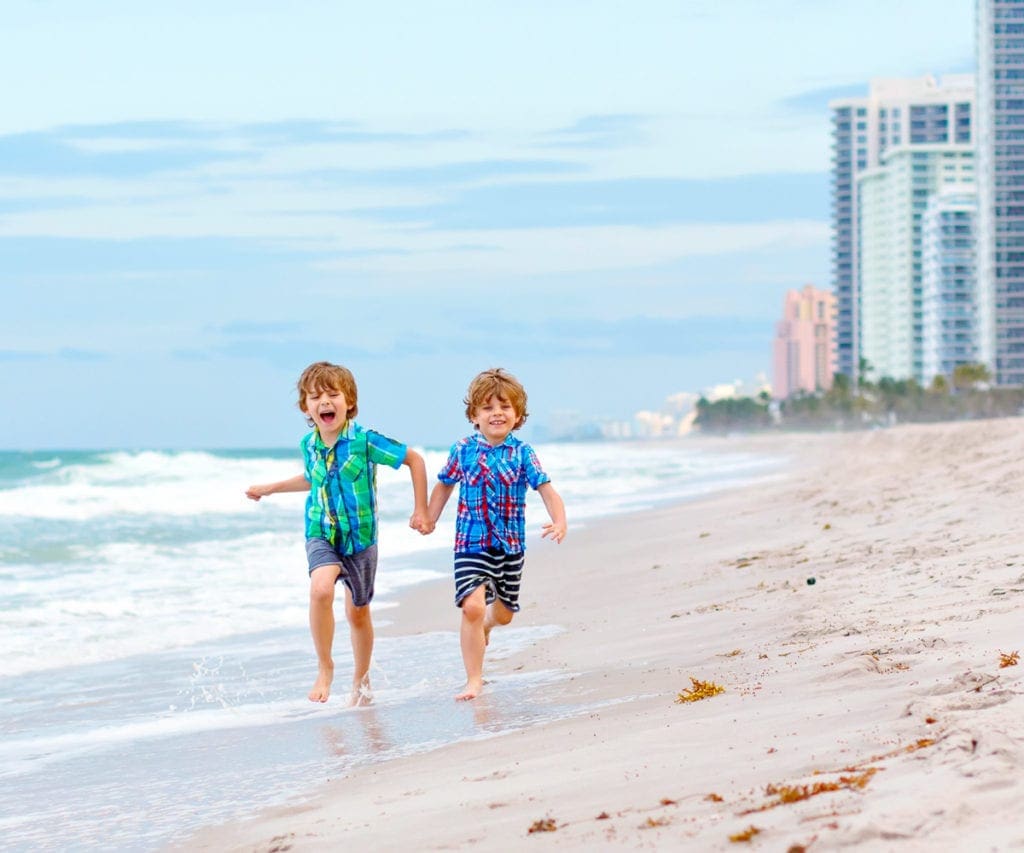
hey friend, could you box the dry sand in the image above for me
[178,418,1024,851]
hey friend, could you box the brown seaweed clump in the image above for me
[999,650,1019,668]
[729,825,762,842]
[741,768,878,815]
[676,678,726,703]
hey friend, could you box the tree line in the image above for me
[694,362,1024,434]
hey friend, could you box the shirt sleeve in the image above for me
[365,430,408,470]
[437,443,463,484]
[521,444,550,490]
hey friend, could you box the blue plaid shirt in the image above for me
[437,433,550,554]
[302,421,407,554]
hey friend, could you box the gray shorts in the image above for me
[305,539,378,608]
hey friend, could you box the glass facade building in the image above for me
[977,0,1024,385]
[922,190,979,381]
[830,76,975,382]
[858,146,975,383]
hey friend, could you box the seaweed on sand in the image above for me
[676,678,726,703]
[729,825,762,842]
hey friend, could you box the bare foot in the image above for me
[455,678,483,701]
[348,675,373,707]
[308,663,334,702]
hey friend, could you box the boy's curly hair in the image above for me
[464,368,529,430]
[296,361,358,419]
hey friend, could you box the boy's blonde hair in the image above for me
[464,368,529,430]
[297,361,358,419]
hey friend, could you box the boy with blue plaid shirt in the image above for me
[425,368,566,700]
[247,361,429,706]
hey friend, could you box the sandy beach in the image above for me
[178,419,1024,852]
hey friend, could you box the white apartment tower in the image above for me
[830,75,975,381]
[977,0,1024,385]
[858,134,975,382]
[922,190,979,381]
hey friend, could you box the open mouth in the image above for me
[319,411,337,424]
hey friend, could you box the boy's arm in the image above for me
[402,448,431,533]
[245,474,309,501]
[426,481,455,530]
[537,482,567,543]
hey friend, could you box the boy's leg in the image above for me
[483,598,515,646]
[343,585,374,707]
[483,550,522,646]
[457,584,489,701]
[308,563,342,702]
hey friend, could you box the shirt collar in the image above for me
[473,432,517,451]
[313,420,356,451]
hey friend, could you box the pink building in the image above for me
[772,285,837,399]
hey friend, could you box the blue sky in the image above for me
[1,1,973,449]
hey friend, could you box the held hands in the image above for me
[541,521,567,544]
[410,510,435,535]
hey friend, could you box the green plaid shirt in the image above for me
[301,421,407,554]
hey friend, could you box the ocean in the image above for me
[0,441,782,851]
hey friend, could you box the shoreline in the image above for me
[175,421,1024,851]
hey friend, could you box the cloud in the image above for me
[317,220,828,275]
[546,315,772,356]
[0,349,46,362]
[0,196,92,214]
[293,159,586,188]
[57,348,107,362]
[0,129,253,178]
[206,311,776,365]
[237,121,471,146]
[353,171,827,229]
[540,114,649,149]
[0,236,332,276]
[777,83,869,114]
[378,314,773,359]
[57,121,228,142]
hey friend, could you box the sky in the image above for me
[1,0,974,449]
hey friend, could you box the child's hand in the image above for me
[246,484,271,501]
[410,512,434,535]
[541,521,566,544]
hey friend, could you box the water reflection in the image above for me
[321,704,391,757]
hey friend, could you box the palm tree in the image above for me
[952,363,991,392]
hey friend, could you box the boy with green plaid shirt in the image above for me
[247,361,429,705]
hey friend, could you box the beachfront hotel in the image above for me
[830,75,975,382]
[772,284,837,399]
[858,116,976,383]
[976,0,1024,386]
[922,189,980,381]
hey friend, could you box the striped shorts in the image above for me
[453,547,525,612]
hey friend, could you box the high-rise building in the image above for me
[830,75,975,381]
[772,285,836,399]
[922,189,979,381]
[858,144,975,382]
[977,0,1024,386]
